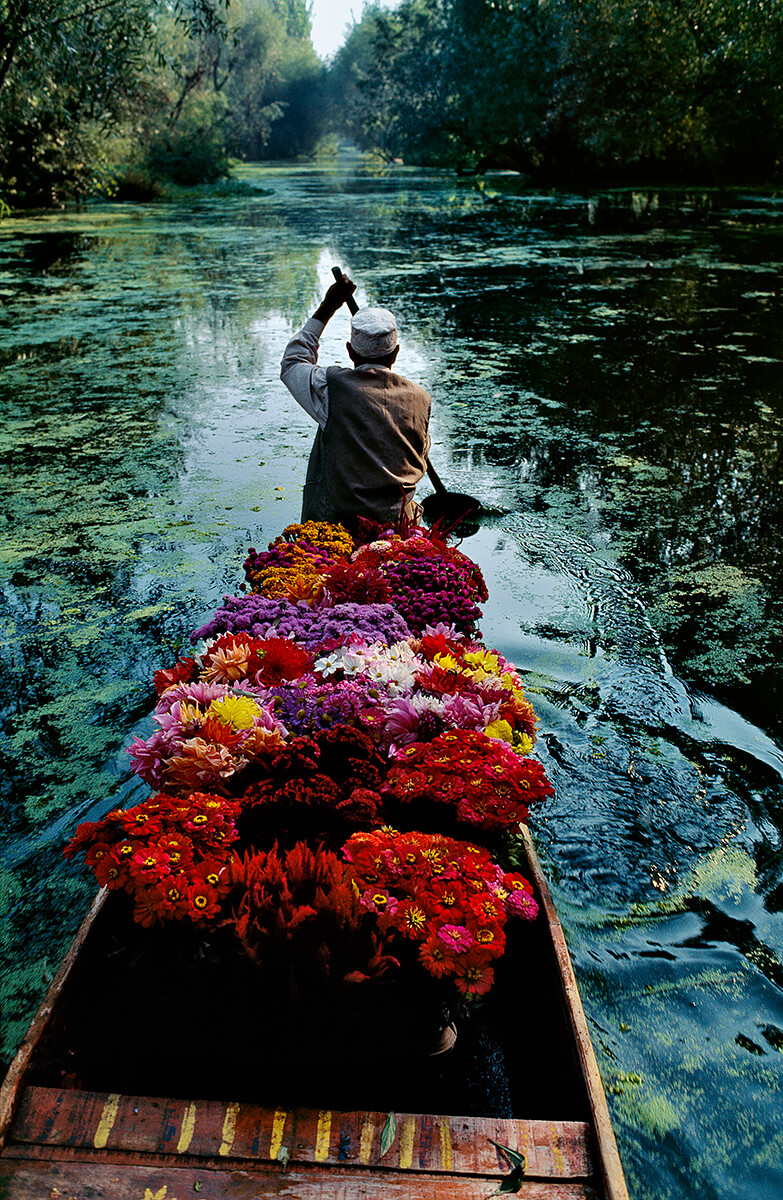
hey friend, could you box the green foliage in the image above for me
[4,0,781,205]
[216,0,325,162]
[441,0,562,173]
[555,0,783,179]
[0,0,324,207]
[331,0,449,164]
[128,0,326,183]
[0,0,156,205]
[261,40,328,160]
[328,0,783,182]
[143,116,230,186]
[120,5,234,188]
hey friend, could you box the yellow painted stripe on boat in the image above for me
[399,1115,416,1169]
[270,1109,287,1160]
[315,1110,332,1161]
[439,1119,453,1171]
[219,1102,240,1156]
[359,1117,374,1163]
[176,1102,198,1154]
[550,1123,565,1175]
[93,1094,121,1149]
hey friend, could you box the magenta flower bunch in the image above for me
[262,673,384,737]
[382,556,484,637]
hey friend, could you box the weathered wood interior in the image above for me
[0,833,629,1198]
[13,876,589,1121]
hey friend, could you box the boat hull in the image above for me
[0,830,628,1198]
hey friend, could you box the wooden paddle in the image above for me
[331,266,483,533]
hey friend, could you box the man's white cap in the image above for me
[350,306,398,358]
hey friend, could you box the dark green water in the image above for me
[2,163,782,1198]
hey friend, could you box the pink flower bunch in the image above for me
[129,681,287,794]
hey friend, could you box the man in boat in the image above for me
[280,272,431,531]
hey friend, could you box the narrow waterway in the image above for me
[1,163,782,1199]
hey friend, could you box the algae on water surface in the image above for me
[2,170,783,1200]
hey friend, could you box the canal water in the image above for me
[1,162,782,1198]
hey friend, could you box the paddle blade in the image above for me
[421,490,483,536]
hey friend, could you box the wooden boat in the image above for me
[0,824,629,1199]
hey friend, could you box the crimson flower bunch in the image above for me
[383,729,554,831]
[240,725,386,845]
[353,531,488,601]
[227,842,396,983]
[320,558,393,605]
[193,633,313,689]
[64,791,240,928]
[343,828,538,995]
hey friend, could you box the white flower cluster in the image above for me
[314,639,423,697]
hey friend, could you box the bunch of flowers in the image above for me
[314,638,422,697]
[298,603,412,649]
[243,523,355,601]
[64,791,240,928]
[154,633,314,694]
[240,725,386,845]
[243,539,328,602]
[326,532,489,638]
[262,672,383,737]
[352,531,488,601]
[129,681,286,794]
[319,558,392,605]
[192,596,314,644]
[381,557,483,637]
[272,521,355,559]
[65,517,552,1005]
[342,828,538,995]
[304,627,541,755]
[412,630,539,751]
[192,597,412,652]
[382,729,554,833]
[227,841,398,985]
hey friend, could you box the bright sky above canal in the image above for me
[310,0,362,59]
[310,0,400,60]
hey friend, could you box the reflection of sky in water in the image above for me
[2,168,783,1200]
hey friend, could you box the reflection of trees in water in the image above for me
[1,210,327,843]
[372,214,783,724]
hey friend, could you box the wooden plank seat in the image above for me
[6,1087,594,1181]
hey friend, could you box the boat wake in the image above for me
[475,514,782,906]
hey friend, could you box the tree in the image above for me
[553,0,783,180]
[0,1,230,205]
[329,0,562,173]
[327,0,783,182]
[331,0,449,164]
[221,0,325,161]
[440,0,563,173]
